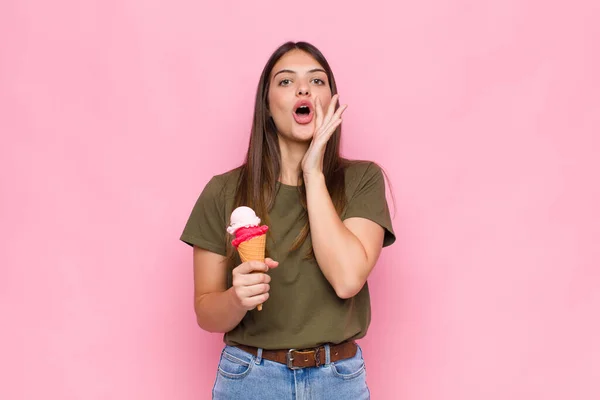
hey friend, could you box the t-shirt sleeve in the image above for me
[343,162,396,248]
[180,175,228,256]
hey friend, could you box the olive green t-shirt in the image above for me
[180,160,395,349]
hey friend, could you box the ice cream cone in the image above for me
[227,206,270,312]
[237,234,267,311]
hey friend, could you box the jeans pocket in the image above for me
[217,346,254,379]
[330,344,366,380]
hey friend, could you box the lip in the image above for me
[292,99,314,125]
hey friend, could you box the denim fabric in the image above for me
[212,343,370,399]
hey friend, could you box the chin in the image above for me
[274,116,317,142]
[290,124,315,142]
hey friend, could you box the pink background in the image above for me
[1,0,599,399]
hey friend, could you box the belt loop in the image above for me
[254,348,263,365]
[324,343,331,365]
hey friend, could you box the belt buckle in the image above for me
[286,349,301,370]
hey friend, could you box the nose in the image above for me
[297,81,310,96]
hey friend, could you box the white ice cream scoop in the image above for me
[227,206,261,235]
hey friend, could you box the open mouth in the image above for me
[293,101,314,124]
[295,105,311,115]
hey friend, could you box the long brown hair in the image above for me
[230,41,348,260]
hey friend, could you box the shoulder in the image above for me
[342,159,385,188]
[202,166,242,199]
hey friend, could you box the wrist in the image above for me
[227,287,246,313]
[303,171,325,186]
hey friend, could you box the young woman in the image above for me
[180,41,395,399]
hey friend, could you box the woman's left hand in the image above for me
[301,94,348,179]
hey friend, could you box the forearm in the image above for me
[194,287,247,333]
[305,173,369,299]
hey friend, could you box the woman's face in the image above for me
[267,49,333,143]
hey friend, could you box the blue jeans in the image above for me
[212,343,370,399]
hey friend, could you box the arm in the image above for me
[192,247,245,332]
[192,246,277,332]
[305,174,384,299]
[301,95,388,299]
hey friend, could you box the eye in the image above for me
[278,78,292,86]
[312,78,326,85]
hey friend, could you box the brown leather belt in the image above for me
[236,341,357,369]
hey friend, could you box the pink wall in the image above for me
[2,0,599,398]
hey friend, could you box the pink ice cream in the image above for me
[227,206,269,247]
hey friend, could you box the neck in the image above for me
[278,136,309,186]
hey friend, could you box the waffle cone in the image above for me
[237,234,267,263]
[237,234,267,311]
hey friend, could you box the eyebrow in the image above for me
[272,68,327,79]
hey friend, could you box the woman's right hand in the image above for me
[231,258,279,310]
